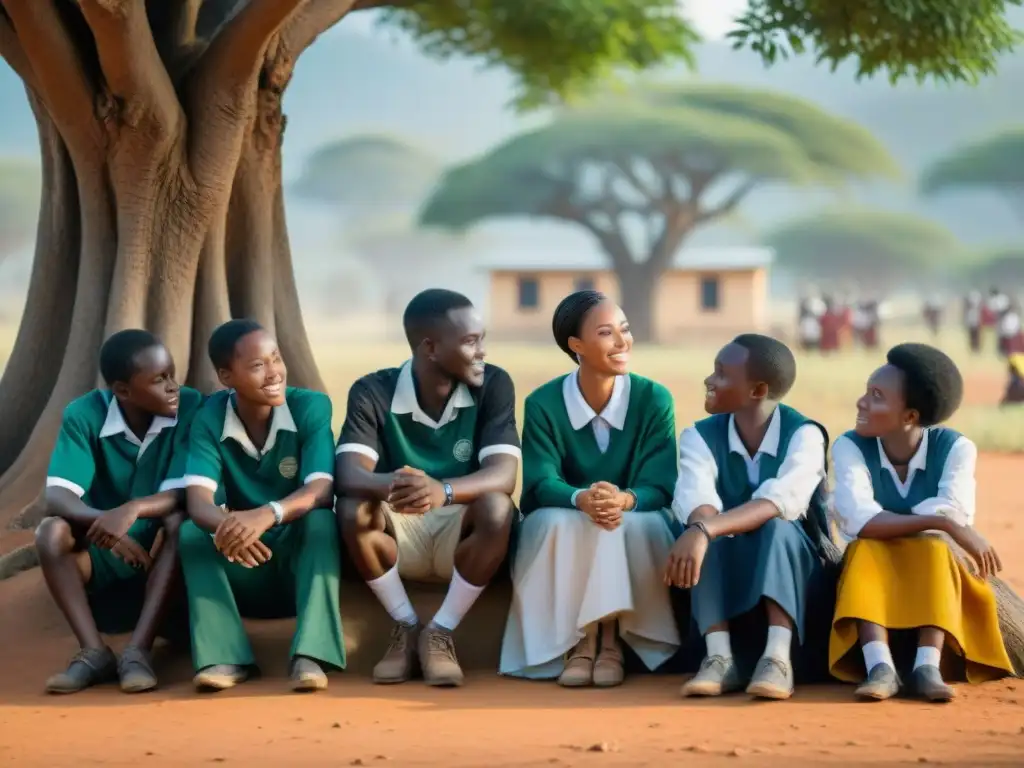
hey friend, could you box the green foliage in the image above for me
[960,246,1024,286]
[729,0,1024,85]
[292,135,442,207]
[420,85,898,231]
[764,208,965,287]
[0,157,39,258]
[920,128,1024,196]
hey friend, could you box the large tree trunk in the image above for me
[0,0,351,533]
[616,261,660,343]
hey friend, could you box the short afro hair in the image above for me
[885,342,963,426]
[732,333,797,400]
[207,318,265,371]
[552,290,607,362]
[99,329,164,386]
[402,289,474,349]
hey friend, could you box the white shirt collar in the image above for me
[876,428,930,476]
[99,396,177,457]
[728,407,781,458]
[222,393,297,460]
[562,370,630,431]
[391,360,475,430]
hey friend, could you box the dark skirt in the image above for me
[691,517,820,643]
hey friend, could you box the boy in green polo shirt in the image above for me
[179,319,344,693]
[337,289,521,687]
[36,329,202,695]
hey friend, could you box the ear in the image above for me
[750,381,770,401]
[216,367,232,390]
[567,335,584,359]
[420,337,436,362]
[903,408,920,428]
[111,381,131,401]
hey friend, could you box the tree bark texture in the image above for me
[0,0,356,530]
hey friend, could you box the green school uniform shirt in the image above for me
[46,387,204,510]
[519,372,677,515]
[184,387,335,510]
[336,361,521,480]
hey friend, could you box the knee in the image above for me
[522,507,584,539]
[337,496,379,538]
[34,516,73,556]
[468,492,515,537]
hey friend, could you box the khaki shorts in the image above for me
[384,503,467,583]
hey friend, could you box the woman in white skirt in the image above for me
[499,290,680,687]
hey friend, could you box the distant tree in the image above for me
[764,209,965,292]
[920,128,1024,221]
[961,247,1024,288]
[292,135,442,209]
[0,158,39,261]
[420,84,898,340]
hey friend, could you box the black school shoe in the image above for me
[910,665,956,702]
[45,647,118,694]
[118,646,158,693]
[854,663,901,701]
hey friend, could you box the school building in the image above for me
[480,246,773,343]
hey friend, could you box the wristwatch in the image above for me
[269,501,285,526]
[442,482,454,507]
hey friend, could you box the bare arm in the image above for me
[44,487,103,528]
[448,454,518,502]
[858,512,952,540]
[269,477,334,524]
[186,485,227,534]
[336,452,395,502]
[701,499,780,539]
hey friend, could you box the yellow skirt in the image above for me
[829,536,1014,683]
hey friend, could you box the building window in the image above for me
[518,276,539,310]
[700,275,720,311]
[574,275,595,292]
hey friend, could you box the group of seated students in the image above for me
[35,287,1013,704]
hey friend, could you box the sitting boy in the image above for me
[179,319,344,692]
[336,289,520,687]
[666,334,828,701]
[36,329,202,694]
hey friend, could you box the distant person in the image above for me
[862,300,881,350]
[179,320,344,693]
[35,329,202,694]
[797,305,821,352]
[337,289,520,687]
[668,334,829,702]
[997,302,1022,358]
[964,292,982,353]
[500,290,679,687]
[829,343,1013,702]
[923,295,943,337]
[818,297,842,354]
[1000,354,1024,406]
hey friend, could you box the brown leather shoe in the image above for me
[118,646,158,694]
[419,625,464,687]
[290,656,328,692]
[193,664,249,692]
[558,630,597,688]
[593,640,625,687]
[373,622,420,684]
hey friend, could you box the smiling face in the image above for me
[217,329,287,407]
[703,342,763,415]
[113,344,180,418]
[855,363,914,437]
[428,305,487,387]
[568,299,632,375]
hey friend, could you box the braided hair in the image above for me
[552,290,608,363]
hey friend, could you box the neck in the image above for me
[576,365,617,414]
[118,401,155,441]
[234,394,274,434]
[412,355,454,416]
[880,426,924,465]
[732,401,777,456]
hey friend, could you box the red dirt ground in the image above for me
[1,454,1022,767]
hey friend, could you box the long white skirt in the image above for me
[499,508,681,679]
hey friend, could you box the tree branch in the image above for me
[283,0,357,55]
[696,179,758,223]
[0,0,102,152]
[0,9,35,90]
[77,0,182,138]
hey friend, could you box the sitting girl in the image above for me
[829,342,1013,701]
[499,290,680,687]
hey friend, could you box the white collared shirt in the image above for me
[831,430,976,539]
[563,370,630,506]
[670,408,825,524]
[391,359,475,430]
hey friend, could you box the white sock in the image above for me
[431,569,486,632]
[914,645,942,670]
[705,631,732,660]
[862,640,894,674]
[367,566,417,626]
[762,625,793,664]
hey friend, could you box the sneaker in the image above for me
[910,665,955,703]
[289,656,328,692]
[745,657,794,700]
[45,647,118,694]
[593,641,625,688]
[419,625,464,687]
[558,631,597,688]
[193,664,249,691]
[854,663,900,701]
[373,621,420,684]
[680,655,743,697]
[118,646,158,693]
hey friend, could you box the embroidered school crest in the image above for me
[452,439,473,463]
[278,456,298,479]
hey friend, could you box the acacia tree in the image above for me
[764,209,965,293]
[0,0,1019,526]
[421,85,898,340]
[920,128,1024,221]
[962,247,1024,288]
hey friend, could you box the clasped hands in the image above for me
[576,481,634,531]
[85,501,153,570]
[387,466,446,514]
[214,506,276,568]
